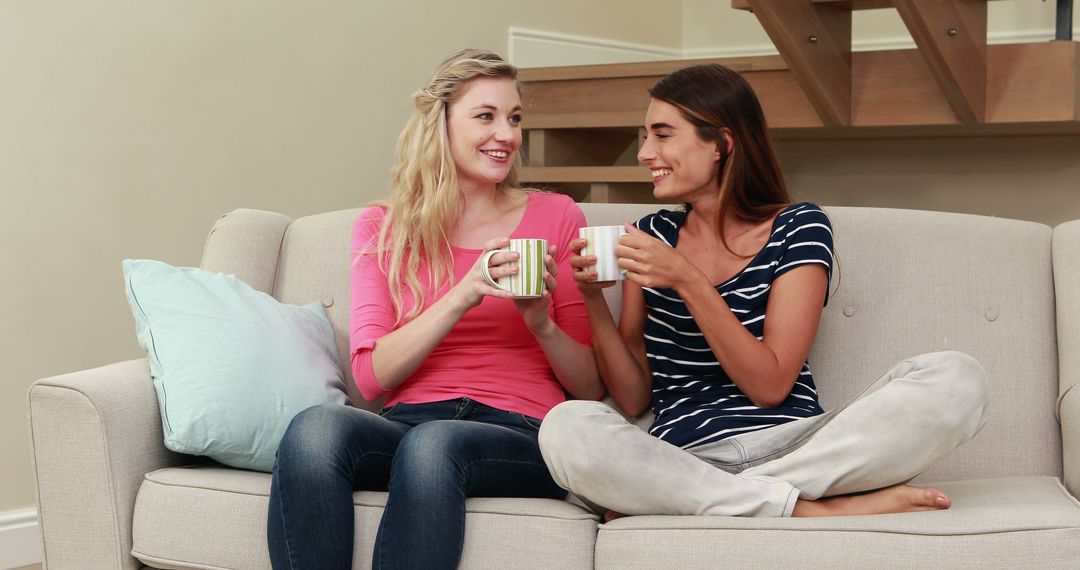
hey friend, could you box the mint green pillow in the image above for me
[122,259,348,472]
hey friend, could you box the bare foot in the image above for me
[602,510,627,523]
[792,484,950,517]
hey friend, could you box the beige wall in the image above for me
[779,136,1080,227]
[0,0,680,513]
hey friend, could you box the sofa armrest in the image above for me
[1060,385,1080,497]
[1055,219,1080,497]
[28,359,192,570]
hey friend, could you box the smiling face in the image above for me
[446,77,522,192]
[637,98,724,205]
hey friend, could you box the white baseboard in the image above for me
[508,27,681,67]
[511,26,1080,67]
[0,508,42,569]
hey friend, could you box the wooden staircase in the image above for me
[518,0,1080,203]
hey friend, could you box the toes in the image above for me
[899,486,950,511]
[920,488,950,509]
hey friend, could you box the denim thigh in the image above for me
[380,398,542,433]
[372,399,561,570]
[380,397,559,496]
[273,403,413,491]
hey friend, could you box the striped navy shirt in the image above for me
[636,202,833,449]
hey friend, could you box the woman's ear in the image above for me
[722,128,734,155]
[713,129,735,161]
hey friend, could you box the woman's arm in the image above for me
[518,244,603,400]
[514,198,610,400]
[369,239,522,391]
[676,265,827,408]
[526,307,603,401]
[569,237,652,415]
[350,212,519,398]
[602,280,653,415]
[617,223,829,409]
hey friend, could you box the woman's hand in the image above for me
[568,238,618,296]
[450,237,518,309]
[514,244,559,332]
[617,224,698,290]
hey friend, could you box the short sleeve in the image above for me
[634,209,680,246]
[774,205,834,305]
[633,213,651,233]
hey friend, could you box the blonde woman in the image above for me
[267,49,600,569]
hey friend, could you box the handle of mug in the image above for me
[480,249,501,287]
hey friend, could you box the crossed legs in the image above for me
[539,351,989,518]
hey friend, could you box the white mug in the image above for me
[579,225,627,282]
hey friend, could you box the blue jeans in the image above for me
[267,398,565,569]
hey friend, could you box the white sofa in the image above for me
[28,202,1080,569]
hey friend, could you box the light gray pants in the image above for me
[538,351,989,517]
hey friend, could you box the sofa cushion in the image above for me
[271,209,363,405]
[200,208,292,296]
[806,209,1059,484]
[1054,219,1080,497]
[595,476,1080,568]
[131,465,598,570]
[122,259,348,472]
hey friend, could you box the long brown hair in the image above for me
[648,64,790,257]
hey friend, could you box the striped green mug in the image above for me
[480,238,548,298]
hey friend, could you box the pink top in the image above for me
[349,191,592,419]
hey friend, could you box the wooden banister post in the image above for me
[892,0,988,123]
[745,0,853,126]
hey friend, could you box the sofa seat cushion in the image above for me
[131,464,597,570]
[596,476,1080,569]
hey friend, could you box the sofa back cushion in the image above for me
[271,209,360,403]
[822,207,1058,481]
[222,202,1059,482]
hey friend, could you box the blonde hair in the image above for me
[372,49,520,323]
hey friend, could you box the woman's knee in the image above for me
[277,404,372,467]
[538,400,619,484]
[915,351,990,433]
[391,421,471,480]
[538,401,612,452]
